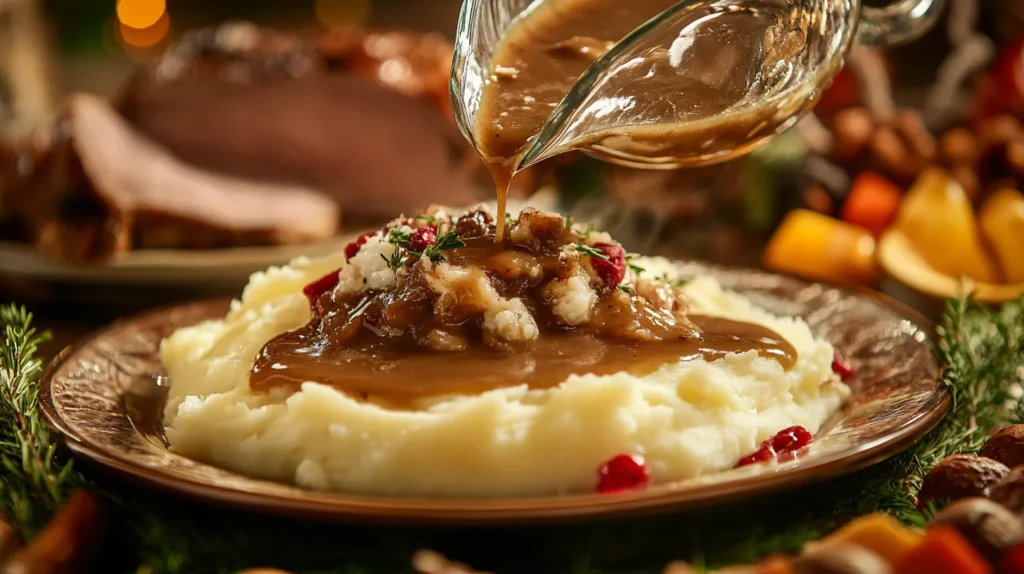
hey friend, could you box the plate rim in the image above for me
[37,268,950,525]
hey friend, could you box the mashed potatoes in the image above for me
[162,246,848,497]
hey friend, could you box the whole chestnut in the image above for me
[988,465,1024,514]
[930,497,1024,563]
[917,453,1009,509]
[981,425,1024,468]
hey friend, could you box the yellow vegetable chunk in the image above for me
[894,168,1000,283]
[763,210,876,285]
[979,187,1024,283]
[819,513,923,566]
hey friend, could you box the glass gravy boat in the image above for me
[450,0,944,173]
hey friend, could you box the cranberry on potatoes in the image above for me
[344,231,376,260]
[589,242,626,288]
[831,351,854,381]
[596,454,649,493]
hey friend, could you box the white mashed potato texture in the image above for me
[162,250,848,497]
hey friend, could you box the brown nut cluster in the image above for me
[937,116,1024,202]
[917,453,1010,509]
[830,107,936,185]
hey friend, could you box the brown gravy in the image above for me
[250,314,794,406]
[475,0,793,239]
[249,215,796,407]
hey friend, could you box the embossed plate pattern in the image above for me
[39,262,948,524]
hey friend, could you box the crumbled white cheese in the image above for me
[561,244,602,287]
[427,261,539,343]
[484,297,538,343]
[570,222,613,246]
[545,274,597,326]
[335,265,363,295]
[335,233,396,295]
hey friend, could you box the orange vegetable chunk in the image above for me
[756,555,795,574]
[979,187,1024,283]
[841,172,904,235]
[893,168,1000,283]
[763,210,877,285]
[896,525,992,574]
[821,513,923,566]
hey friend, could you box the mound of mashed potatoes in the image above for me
[162,207,848,497]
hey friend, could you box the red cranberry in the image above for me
[596,454,649,494]
[302,268,342,304]
[769,426,812,453]
[590,242,626,288]
[737,426,812,467]
[344,232,376,260]
[409,227,437,253]
[1000,543,1024,574]
[737,446,775,467]
[832,351,854,380]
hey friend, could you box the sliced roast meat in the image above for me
[3,94,338,260]
[116,23,483,219]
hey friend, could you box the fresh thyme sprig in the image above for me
[381,231,465,270]
[380,249,410,271]
[387,228,411,246]
[575,244,609,261]
[422,232,466,263]
[625,254,645,275]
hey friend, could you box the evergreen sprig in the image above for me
[0,306,82,538]
[0,294,1022,573]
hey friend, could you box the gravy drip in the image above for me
[475,0,793,238]
[477,0,680,240]
[249,214,796,407]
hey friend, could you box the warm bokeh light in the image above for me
[119,11,170,48]
[116,0,167,30]
[315,0,370,28]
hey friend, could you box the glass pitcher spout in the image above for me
[450,0,945,177]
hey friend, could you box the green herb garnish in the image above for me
[415,214,437,224]
[388,228,411,246]
[421,231,466,263]
[618,285,634,294]
[625,254,645,275]
[575,243,609,261]
[381,247,410,270]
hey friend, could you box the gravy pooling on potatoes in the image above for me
[249,208,796,406]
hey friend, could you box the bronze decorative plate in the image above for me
[39,262,947,524]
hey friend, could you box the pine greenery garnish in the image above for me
[0,306,83,538]
[0,294,1021,573]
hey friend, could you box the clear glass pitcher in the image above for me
[449,0,944,173]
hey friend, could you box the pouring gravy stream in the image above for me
[476,0,787,240]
